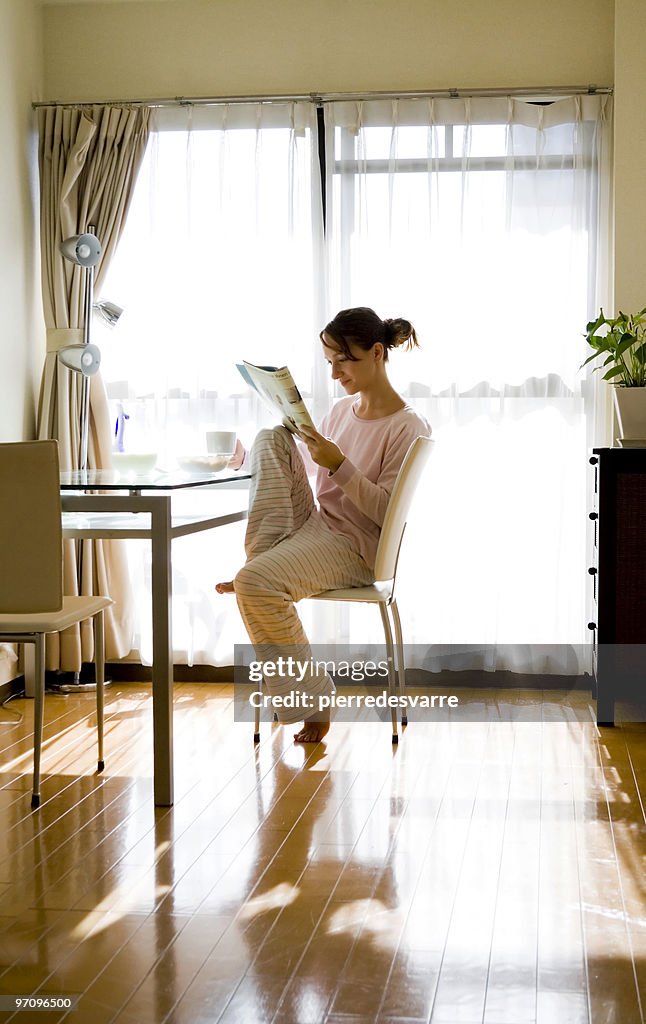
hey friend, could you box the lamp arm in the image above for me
[84,263,94,348]
[79,223,96,471]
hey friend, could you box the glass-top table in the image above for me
[60,467,249,492]
[60,467,251,807]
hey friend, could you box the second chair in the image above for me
[0,440,112,808]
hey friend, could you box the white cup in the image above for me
[206,430,237,456]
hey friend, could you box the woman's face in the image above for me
[321,333,382,394]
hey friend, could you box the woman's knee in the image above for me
[234,564,257,597]
[252,425,294,454]
[234,562,280,600]
[235,548,301,606]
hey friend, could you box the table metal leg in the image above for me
[150,497,174,805]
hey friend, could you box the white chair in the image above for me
[253,436,434,744]
[0,440,112,808]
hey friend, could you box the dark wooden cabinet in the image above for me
[589,447,646,724]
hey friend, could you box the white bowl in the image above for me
[176,454,230,473]
[112,452,158,474]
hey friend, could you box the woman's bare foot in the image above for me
[293,720,330,743]
[215,581,235,594]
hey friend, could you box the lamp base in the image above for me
[46,667,111,694]
[56,681,112,694]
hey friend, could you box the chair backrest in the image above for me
[0,440,63,612]
[373,435,434,583]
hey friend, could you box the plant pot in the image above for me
[614,385,646,441]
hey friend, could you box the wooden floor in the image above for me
[0,682,644,1024]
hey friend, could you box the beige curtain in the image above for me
[37,105,151,671]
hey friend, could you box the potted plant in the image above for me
[582,307,646,440]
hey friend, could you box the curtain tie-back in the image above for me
[46,328,84,352]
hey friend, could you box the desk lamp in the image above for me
[58,228,103,472]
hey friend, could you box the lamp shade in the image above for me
[94,300,123,327]
[59,343,102,377]
[59,233,102,268]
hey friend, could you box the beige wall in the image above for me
[0,0,43,443]
[0,0,43,685]
[43,0,613,101]
[614,0,646,312]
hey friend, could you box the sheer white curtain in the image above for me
[99,102,324,665]
[101,94,612,674]
[321,95,613,673]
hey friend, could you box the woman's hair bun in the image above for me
[383,317,419,352]
[321,307,419,361]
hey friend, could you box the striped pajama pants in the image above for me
[234,426,373,723]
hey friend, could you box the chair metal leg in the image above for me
[254,687,261,743]
[253,687,277,742]
[94,610,105,771]
[31,635,45,809]
[379,604,398,744]
[390,599,407,726]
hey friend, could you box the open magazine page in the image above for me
[237,361,315,434]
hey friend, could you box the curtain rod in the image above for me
[32,85,613,109]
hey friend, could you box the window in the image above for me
[101,95,612,671]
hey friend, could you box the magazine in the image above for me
[237,361,315,434]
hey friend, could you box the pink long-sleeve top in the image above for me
[309,396,432,570]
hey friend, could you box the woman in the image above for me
[217,307,432,742]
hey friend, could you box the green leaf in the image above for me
[586,314,606,333]
[580,351,603,369]
[602,365,625,381]
[586,334,610,351]
[617,335,637,356]
[633,342,646,365]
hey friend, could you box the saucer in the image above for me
[112,452,158,472]
[176,454,229,472]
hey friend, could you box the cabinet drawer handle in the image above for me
[589,456,599,465]
[588,567,597,575]
[587,621,597,631]
[589,512,598,520]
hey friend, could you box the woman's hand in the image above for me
[227,438,246,470]
[297,425,345,473]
